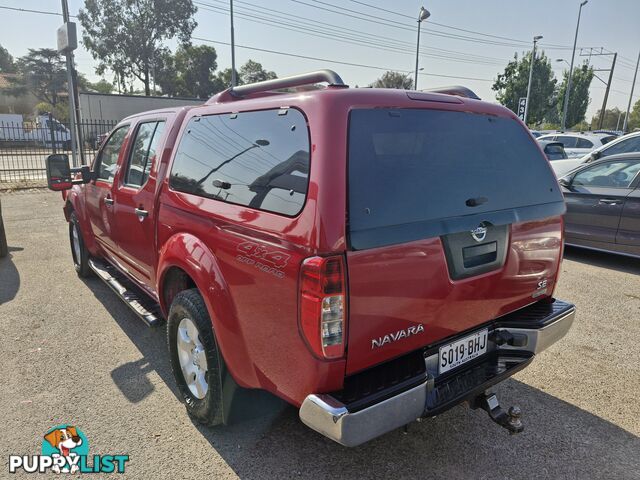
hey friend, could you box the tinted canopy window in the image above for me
[170,109,310,216]
[348,109,564,249]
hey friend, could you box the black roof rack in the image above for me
[421,86,480,100]
[228,69,346,99]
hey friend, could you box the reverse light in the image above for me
[299,256,347,359]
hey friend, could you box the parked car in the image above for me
[45,70,575,446]
[0,198,7,258]
[538,133,612,159]
[530,130,543,138]
[538,140,568,161]
[560,153,640,257]
[551,131,640,177]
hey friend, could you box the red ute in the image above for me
[47,70,575,446]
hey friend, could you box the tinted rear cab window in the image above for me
[170,108,310,216]
[348,109,563,249]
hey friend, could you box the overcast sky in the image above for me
[1,0,639,120]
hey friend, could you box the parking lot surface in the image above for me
[1,190,639,479]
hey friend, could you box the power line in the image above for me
[192,36,494,82]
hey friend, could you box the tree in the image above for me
[370,71,413,89]
[590,107,624,130]
[557,62,594,129]
[0,44,16,73]
[78,0,197,96]
[156,45,221,98]
[239,60,276,85]
[214,68,237,90]
[492,50,557,125]
[85,79,115,94]
[10,49,67,107]
[628,98,640,131]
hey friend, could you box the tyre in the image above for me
[167,289,224,426]
[69,212,91,277]
[0,200,7,259]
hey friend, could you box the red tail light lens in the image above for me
[299,256,346,359]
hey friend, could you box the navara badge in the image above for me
[471,225,487,242]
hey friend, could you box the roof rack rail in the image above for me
[228,69,346,99]
[421,86,481,100]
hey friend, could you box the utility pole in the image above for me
[581,50,618,129]
[562,0,588,131]
[230,0,237,87]
[414,6,430,90]
[524,35,543,126]
[623,49,640,133]
[59,0,84,166]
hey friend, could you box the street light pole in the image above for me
[230,0,237,87]
[623,49,640,133]
[414,6,430,90]
[524,35,543,126]
[561,0,588,131]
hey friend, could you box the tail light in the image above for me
[299,255,347,359]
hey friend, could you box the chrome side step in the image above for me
[89,258,163,327]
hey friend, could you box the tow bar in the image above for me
[471,392,524,434]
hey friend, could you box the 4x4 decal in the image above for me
[236,241,290,278]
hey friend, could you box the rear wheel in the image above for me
[69,212,91,277]
[167,289,224,426]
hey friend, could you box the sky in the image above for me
[0,0,639,121]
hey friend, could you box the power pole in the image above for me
[524,35,543,126]
[562,0,588,131]
[59,0,84,166]
[581,50,617,129]
[230,0,237,87]
[623,49,640,133]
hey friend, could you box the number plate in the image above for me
[439,329,488,374]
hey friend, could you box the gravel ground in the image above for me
[1,190,639,479]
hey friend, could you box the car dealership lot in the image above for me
[1,190,639,479]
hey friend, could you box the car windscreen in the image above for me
[348,108,564,250]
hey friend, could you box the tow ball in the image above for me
[471,392,524,434]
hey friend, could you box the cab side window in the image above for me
[602,136,640,157]
[573,160,640,188]
[96,126,129,182]
[125,121,166,187]
[576,138,593,148]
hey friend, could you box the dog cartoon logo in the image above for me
[42,425,88,474]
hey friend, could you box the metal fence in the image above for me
[0,115,117,185]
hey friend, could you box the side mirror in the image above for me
[586,151,601,163]
[46,154,72,191]
[558,177,571,188]
[45,154,92,191]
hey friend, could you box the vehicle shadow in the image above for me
[0,250,21,304]
[83,277,639,479]
[563,245,640,275]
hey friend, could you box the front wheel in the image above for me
[167,289,224,426]
[69,212,91,277]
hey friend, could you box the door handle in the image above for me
[598,198,621,205]
[104,196,114,206]
[135,207,149,218]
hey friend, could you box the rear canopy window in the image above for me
[170,108,310,216]
[348,109,564,249]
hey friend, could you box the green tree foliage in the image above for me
[628,98,640,131]
[85,79,115,94]
[0,44,16,73]
[239,60,277,85]
[370,71,413,89]
[214,68,237,89]
[9,49,67,106]
[156,45,221,98]
[557,63,594,129]
[492,50,557,125]
[78,0,197,96]
[590,107,625,130]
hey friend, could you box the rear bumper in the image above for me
[299,299,575,447]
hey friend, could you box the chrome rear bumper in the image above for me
[299,299,575,447]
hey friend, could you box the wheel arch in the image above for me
[157,232,257,388]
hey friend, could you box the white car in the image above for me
[550,131,640,177]
[537,133,614,159]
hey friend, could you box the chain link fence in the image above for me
[0,114,117,186]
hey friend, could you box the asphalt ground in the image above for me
[1,190,639,479]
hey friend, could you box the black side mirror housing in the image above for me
[45,154,93,191]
